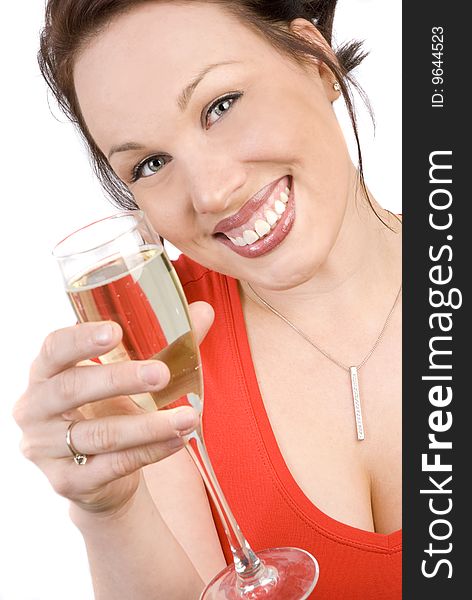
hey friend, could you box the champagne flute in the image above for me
[53,210,319,599]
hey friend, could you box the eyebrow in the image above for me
[107,141,145,160]
[177,60,239,111]
[107,60,239,160]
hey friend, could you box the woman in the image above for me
[14,1,402,598]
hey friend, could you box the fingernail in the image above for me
[94,323,113,345]
[140,362,167,385]
[171,407,198,433]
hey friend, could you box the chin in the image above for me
[246,251,327,291]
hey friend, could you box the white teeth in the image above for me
[225,183,292,248]
[264,209,279,227]
[254,219,271,237]
[228,235,247,247]
[243,229,259,244]
[274,199,286,215]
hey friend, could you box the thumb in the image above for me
[188,301,215,345]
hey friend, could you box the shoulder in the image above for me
[172,253,229,305]
[172,252,211,287]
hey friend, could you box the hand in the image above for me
[13,301,214,517]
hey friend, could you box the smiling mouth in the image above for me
[213,176,292,247]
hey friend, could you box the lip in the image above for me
[212,176,289,234]
[215,181,296,258]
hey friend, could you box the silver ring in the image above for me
[65,420,88,465]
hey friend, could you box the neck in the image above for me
[239,185,402,338]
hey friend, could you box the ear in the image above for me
[289,18,341,103]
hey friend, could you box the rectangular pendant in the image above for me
[350,366,365,441]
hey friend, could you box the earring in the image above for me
[333,81,341,92]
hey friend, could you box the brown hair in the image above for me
[39,0,376,216]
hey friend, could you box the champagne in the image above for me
[56,212,319,597]
[67,246,202,411]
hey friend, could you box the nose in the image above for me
[182,145,247,215]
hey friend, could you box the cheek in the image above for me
[135,190,193,246]
[240,87,351,227]
[231,90,311,162]
[234,81,349,181]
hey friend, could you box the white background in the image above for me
[0,1,401,598]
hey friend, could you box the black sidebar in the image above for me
[403,3,469,598]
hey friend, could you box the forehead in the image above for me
[73,2,277,148]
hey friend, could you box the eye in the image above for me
[205,92,243,129]
[131,155,171,182]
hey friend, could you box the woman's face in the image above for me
[74,1,354,290]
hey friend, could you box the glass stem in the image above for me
[185,422,264,579]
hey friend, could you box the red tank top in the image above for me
[174,253,402,600]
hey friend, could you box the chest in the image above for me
[240,305,402,535]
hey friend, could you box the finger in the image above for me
[31,322,122,381]
[45,437,186,500]
[103,438,187,482]
[55,406,198,458]
[188,301,214,345]
[75,394,143,421]
[44,359,171,417]
[32,305,212,384]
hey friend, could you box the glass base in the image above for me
[200,547,319,600]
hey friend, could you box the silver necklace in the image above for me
[246,282,402,441]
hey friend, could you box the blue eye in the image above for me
[205,92,243,128]
[129,92,242,182]
[131,155,171,182]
